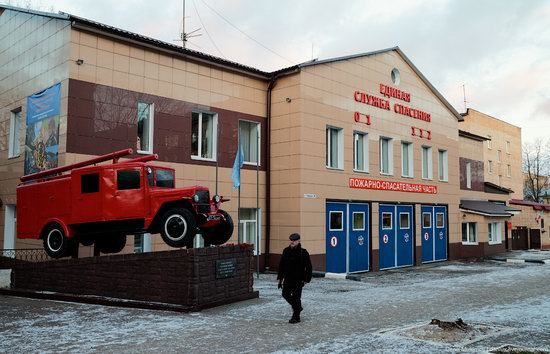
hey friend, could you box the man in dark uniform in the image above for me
[277,233,312,323]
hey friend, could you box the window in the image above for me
[487,135,492,149]
[488,160,493,174]
[239,208,260,255]
[8,108,21,158]
[422,213,431,228]
[399,213,410,229]
[436,213,444,227]
[506,141,510,154]
[3,205,16,251]
[156,169,175,188]
[81,173,100,193]
[354,131,369,172]
[488,222,502,244]
[507,164,511,177]
[401,142,413,177]
[192,111,217,160]
[239,120,260,165]
[498,175,502,185]
[382,213,392,229]
[462,222,477,244]
[422,146,432,179]
[326,127,343,169]
[329,211,343,231]
[380,137,393,175]
[391,68,400,85]
[438,149,448,181]
[497,150,501,162]
[117,170,141,190]
[466,162,471,189]
[353,212,365,231]
[137,102,154,153]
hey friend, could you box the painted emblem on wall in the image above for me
[24,83,61,175]
[439,231,444,240]
[357,235,364,246]
[404,233,410,242]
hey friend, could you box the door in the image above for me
[512,227,528,250]
[434,206,448,261]
[379,204,396,270]
[326,202,347,273]
[349,203,370,273]
[396,205,414,267]
[529,229,541,249]
[421,206,434,263]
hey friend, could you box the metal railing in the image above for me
[1,249,51,262]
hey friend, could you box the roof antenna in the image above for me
[462,84,468,113]
[174,0,201,48]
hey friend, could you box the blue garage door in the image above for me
[421,205,448,263]
[379,204,414,270]
[326,202,370,273]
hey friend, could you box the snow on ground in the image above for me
[1,260,550,353]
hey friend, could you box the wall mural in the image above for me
[24,83,61,175]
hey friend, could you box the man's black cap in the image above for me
[289,233,300,241]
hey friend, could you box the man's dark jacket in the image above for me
[277,244,313,284]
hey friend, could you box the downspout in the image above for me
[264,76,276,270]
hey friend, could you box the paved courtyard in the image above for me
[1,259,550,353]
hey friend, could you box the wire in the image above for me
[198,0,294,64]
[192,0,225,58]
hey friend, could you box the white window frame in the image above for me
[422,145,432,180]
[379,137,393,175]
[352,212,365,231]
[191,111,218,161]
[436,213,445,228]
[466,162,472,189]
[137,102,154,154]
[401,141,413,178]
[353,131,369,173]
[399,212,410,229]
[239,208,261,255]
[462,222,478,245]
[488,160,493,174]
[329,211,344,231]
[239,119,260,166]
[488,222,502,244]
[438,149,448,182]
[3,205,16,253]
[8,108,22,158]
[326,126,343,170]
[422,212,431,228]
[382,212,393,230]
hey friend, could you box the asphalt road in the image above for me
[1,259,549,353]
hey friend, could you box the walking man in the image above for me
[277,233,312,323]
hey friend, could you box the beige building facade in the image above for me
[0,5,528,273]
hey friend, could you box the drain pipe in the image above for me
[264,77,276,270]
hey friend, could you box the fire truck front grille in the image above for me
[195,190,210,213]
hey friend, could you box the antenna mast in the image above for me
[174,0,201,48]
[462,84,467,113]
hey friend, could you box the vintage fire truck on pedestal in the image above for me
[17,148,233,258]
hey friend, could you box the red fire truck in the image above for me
[17,148,233,258]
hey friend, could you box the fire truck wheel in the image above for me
[160,208,197,247]
[204,210,234,246]
[43,223,69,259]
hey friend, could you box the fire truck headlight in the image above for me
[213,195,221,203]
[192,194,199,202]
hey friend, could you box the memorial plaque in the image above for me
[216,258,237,279]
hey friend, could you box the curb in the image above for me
[491,258,549,264]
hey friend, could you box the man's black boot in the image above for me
[289,314,301,323]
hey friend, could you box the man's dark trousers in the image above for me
[282,282,303,318]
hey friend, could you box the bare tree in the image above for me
[523,138,550,202]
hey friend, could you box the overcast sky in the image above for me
[10,0,550,144]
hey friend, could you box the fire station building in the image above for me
[0,5,525,273]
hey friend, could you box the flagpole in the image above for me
[256,127,260,278]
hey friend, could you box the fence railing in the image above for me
[1,249,51,262]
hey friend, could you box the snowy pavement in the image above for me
[1,260,550,353]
